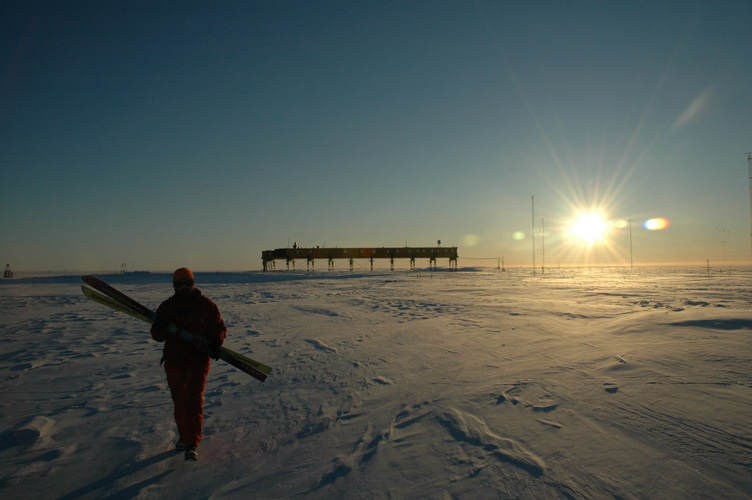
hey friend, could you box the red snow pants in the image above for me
[164,358,210,447]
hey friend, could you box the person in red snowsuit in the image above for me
[150,268,226,461]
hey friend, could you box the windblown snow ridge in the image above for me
[437,408,546,476]
[304,338,337,353]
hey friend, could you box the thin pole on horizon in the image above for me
[747,153,752,260]
[532,196,536,276]
[541,217,545,275]
[629,219,633,272]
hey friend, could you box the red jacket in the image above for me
[150,288,227,367]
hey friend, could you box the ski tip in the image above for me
[82,275,108,289]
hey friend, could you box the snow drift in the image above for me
[1,268,750,499]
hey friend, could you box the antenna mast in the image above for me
[541,217,545,274]
[629,218,633,272]
[748,153,752,259]
[532,196,536,276]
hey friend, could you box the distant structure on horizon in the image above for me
[262,246,458,272]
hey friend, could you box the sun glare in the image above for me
[571,212,607,247]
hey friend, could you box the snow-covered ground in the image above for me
[1,268,751,499]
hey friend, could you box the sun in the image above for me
[571,212,607,247]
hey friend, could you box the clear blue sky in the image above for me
[2,1,751,271]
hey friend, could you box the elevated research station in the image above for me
[262,246,458,271]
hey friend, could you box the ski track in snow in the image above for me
[1,269,751,499]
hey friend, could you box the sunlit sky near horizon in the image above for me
[2,1,751,272]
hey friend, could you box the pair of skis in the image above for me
[81,276,272,382]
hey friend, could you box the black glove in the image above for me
[193,337,221,359]
[208,338,222,360]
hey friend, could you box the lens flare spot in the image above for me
[512,231,525,241]
[463,234,479,247]
[644,218,669,230]
[612,219,629,229]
